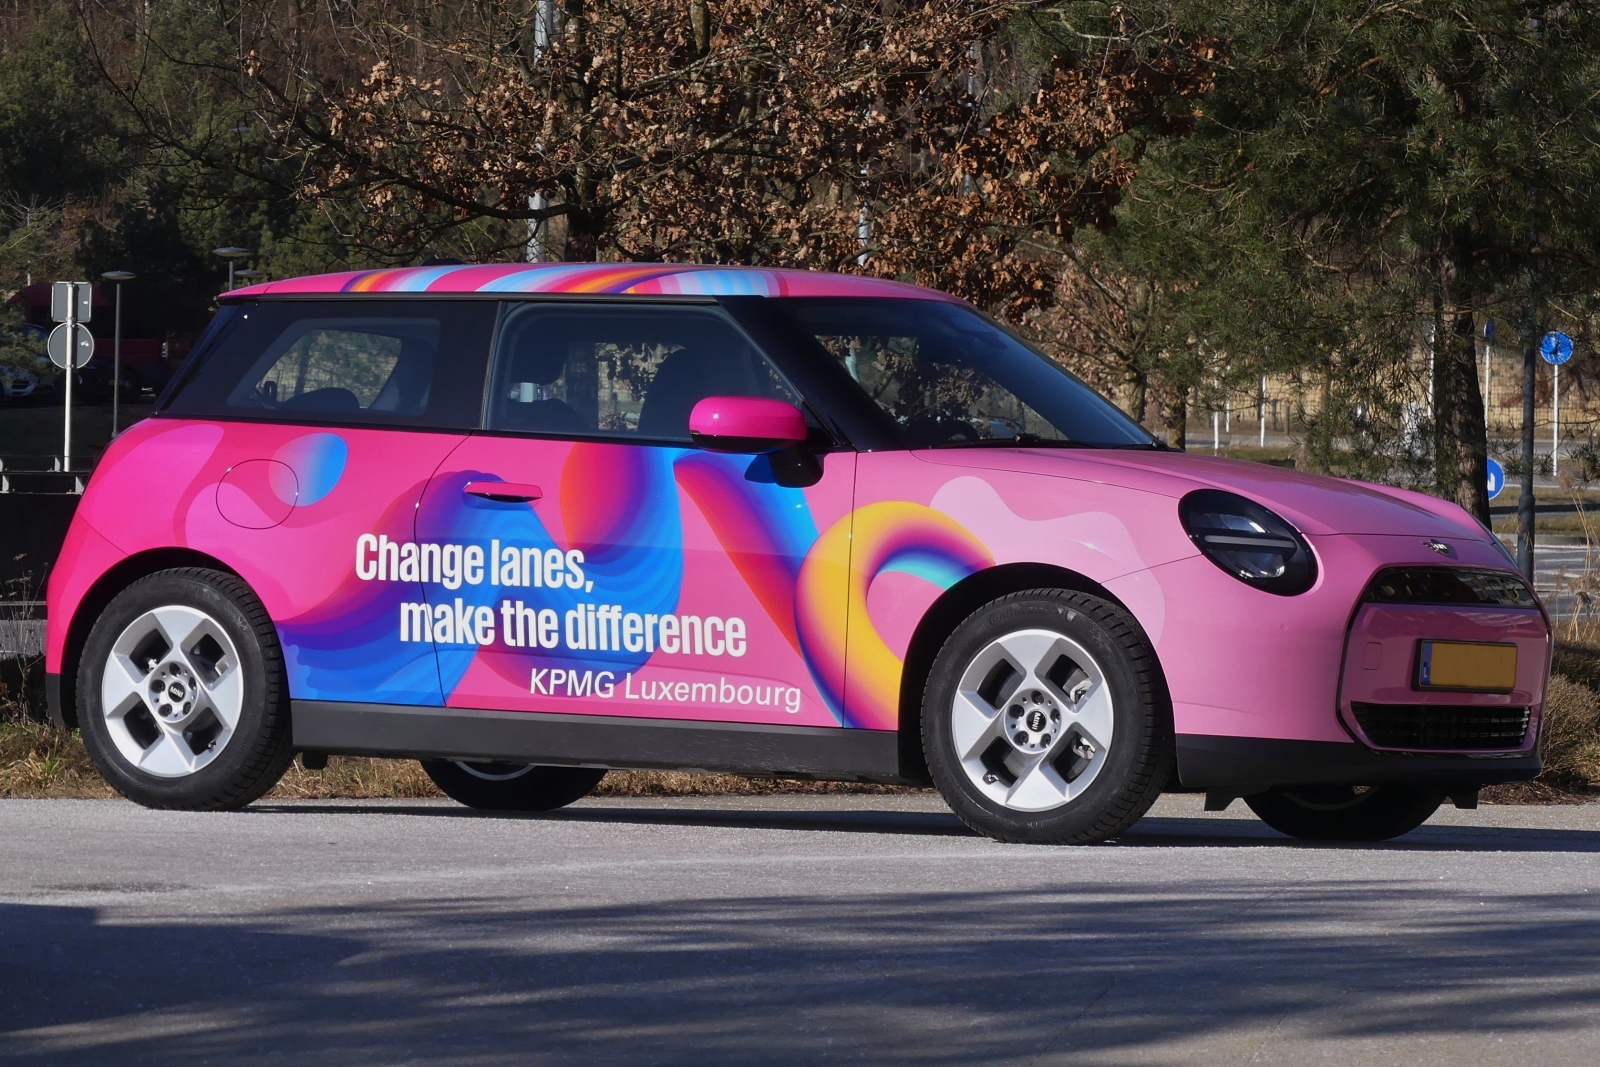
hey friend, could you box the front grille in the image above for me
[1363,566,1537,608]
[1352,702,1530,750]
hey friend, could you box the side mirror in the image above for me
[689,396,808,453]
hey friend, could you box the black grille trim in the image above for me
[1351,702,1531,751]
[1362,566,1536,608]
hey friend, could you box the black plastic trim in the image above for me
[46,671,66,730]
[1174,733,1541,791]
[291,701,907,781]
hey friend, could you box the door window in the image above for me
[487,303,802,441]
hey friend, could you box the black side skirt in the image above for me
[1176,733,1542,791]
[291,701,906,783]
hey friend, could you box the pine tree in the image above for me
[1085,1,1600,517]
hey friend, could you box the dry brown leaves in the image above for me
[238,0,1214,315]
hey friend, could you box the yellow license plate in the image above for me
[1417,641,1518,692]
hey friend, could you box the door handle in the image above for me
[463,480,543,503]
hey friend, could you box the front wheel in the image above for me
[1245,786,1444,841]
[922,589,1173,844]
[421,760,607,811]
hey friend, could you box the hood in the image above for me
[915,448,1487,540]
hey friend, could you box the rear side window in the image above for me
[486,302,800,442]
[162,301,494,429]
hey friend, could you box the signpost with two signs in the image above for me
[49,281,95,469]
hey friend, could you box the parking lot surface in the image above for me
[2,793,1598,1066]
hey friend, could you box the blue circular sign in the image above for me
[1487,457,1506,500]
[1483,320,1496,341]
[1541,331,1573,365]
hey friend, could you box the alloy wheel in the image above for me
[951,628,1114,812]
[100,605,244,778]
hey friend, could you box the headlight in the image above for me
[1179,489,1317,596]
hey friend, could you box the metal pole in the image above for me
[228,260,236,291]
[112,283,123,437]
[1259,375,1267,448]
[1484,340,1491,424]
[1553,363,1559,477]
[63,286,74,470]
[1518,311,1537,580]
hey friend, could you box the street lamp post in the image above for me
[213,247,252,291]
[101,270,136,436]
[232,268,265,287]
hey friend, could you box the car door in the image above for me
[156,298,495,706]
[414,300,855,728]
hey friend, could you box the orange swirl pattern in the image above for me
[797,502,992,730]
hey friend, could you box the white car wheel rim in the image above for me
[101,605,244,778]
[951,628,1114,813]
[455,762,535,782]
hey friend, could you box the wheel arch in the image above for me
[53,548,245,731]
[895,562,1172,784]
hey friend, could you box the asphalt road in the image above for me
[2,794,1599,1066]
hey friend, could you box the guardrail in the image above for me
[0,460,86,627]
[0,456,92,496]
[0,599,43,658]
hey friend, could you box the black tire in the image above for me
[76,568,295,810]
[922,589,1173,845]
[421,760,607,811]
[1244,786,1444,841]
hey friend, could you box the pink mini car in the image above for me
[45,264,1548,843]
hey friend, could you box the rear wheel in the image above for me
[77,568,294,810]
[1244,786,1443,841]
[421,760,607,811]
[922,589,1172,844]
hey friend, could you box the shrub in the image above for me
[1539,674,1600,788]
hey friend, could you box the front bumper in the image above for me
[1160,540,1549,790]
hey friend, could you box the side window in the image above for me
[487,303,802,441]
[162,300,494,429]
[234,321,429,414]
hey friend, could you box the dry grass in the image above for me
[0,718,115,799]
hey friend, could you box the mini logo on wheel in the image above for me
[1026,709,1048,732]
[1423,539,1452,556]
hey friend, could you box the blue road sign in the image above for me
[1541,331,1573,365]
[1483,320,1496,341]
[1486,457,1506,500]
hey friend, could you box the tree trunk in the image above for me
[689,0,711,56]
[1432,281,1491,525]
[1161,384,1187,450]
[1127,367,1148,426]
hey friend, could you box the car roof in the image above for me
[224,263,964,302]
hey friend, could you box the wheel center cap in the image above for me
[167,682,186,701]
[1026,709,1047,732]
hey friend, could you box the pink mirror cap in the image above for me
[688,396,808,453]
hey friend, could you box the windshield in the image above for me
[770,298,1156,449]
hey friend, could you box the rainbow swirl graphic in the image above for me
[271,432,347,506]
[277,484,443,702]
[434,443,684,696]
[796,502,992,730]
[673,451,817,653]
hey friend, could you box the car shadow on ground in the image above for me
[5,871,1600,1066]
[245,801,1600,852]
